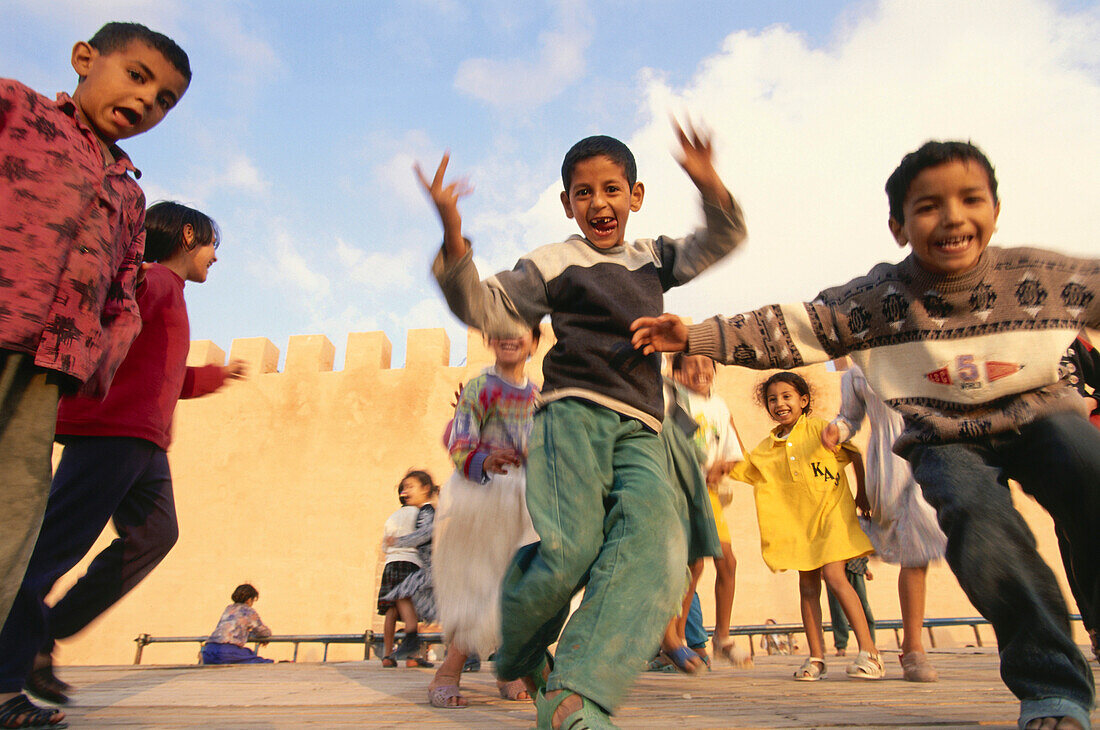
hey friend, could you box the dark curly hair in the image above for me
[231,583,259,604]
[757,372,813,416]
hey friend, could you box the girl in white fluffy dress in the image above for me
[427,325,541,709]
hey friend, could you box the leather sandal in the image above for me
[0,694,68,729]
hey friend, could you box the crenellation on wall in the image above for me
[230,337,280,374]
[345,331,392,370]
[285,334,335,373]
[186,340,225,368]
[405,327,450,368]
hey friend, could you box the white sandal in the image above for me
[845,650,886,679]
[793,656,826,681]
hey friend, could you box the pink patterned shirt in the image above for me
[0,79,145,396]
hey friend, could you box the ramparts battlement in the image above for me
[187,326,553,376]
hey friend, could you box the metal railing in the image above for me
[132,630,443,665]
[729,614,1083,657]
[134,615,1083,664]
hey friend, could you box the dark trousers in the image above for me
[0,437,177,692]
[907,412,1097,719]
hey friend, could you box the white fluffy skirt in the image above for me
[432,468,537,656]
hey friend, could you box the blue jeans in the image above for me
[906,412,1096,726]
[685,593,707,649]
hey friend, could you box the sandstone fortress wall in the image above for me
[49,327,1084,666]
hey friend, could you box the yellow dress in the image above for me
[730,414,872,572]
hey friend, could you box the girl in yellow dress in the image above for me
[731,372,884,681]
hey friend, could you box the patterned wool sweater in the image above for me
[687,246,1100,454]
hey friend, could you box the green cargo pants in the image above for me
[496,399,687,712]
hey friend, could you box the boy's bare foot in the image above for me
[545,689,583,729]
[835,648,847,656]
[1024,718,1084,730]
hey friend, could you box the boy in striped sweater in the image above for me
[633,141,1097,730]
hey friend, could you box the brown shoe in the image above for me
[900,651,938,682]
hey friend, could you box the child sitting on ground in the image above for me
[632,140,1099,729]
[377,484,423,667]
[419,120,746,728]
[201,584,273,665]
[729,372,883,681]
[0,22,191,727]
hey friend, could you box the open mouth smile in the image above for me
[589,217,617,236]
[933,234,973,252]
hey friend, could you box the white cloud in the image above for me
[454,0,592,109]
[218,154,268,194]
[370,130,438,210]
[269,231,332,300]
[493,0,1100,322]
[333,238,416,290]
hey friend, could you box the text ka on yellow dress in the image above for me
[730,414,872,572]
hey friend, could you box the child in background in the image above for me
[377,485,424,667]
[632,140,1099,728]
[825,557,876,657]
[0,202,244,710]
[420,122,745,727]
[669,353,749,667]
[822,361,946,681]
[760,618,799,656]
[201,584,273,665]
[428,325,541,708]
[381,471,439,667]
[0,22,190,728]
[729,373,883,681]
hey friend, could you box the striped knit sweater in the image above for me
[686,246,1100,454]
[434,197,745,432]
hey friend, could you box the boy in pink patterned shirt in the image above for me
[0,22,190,728]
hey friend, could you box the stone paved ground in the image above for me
[48,648,1098,729]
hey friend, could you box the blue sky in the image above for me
[5,0,1099,368]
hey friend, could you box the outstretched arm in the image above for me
[415,153,473,262]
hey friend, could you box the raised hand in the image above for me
[630,313,689,354]
[671,115,725,205]
[414,153,473,259]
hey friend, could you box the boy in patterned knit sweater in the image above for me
[632,141,1098,730]
[418,123,745,729]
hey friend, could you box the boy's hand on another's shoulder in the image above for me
[630,313,688,354]
[672,116,727,208]
[414,153,473,260]
[821,423,841,452]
